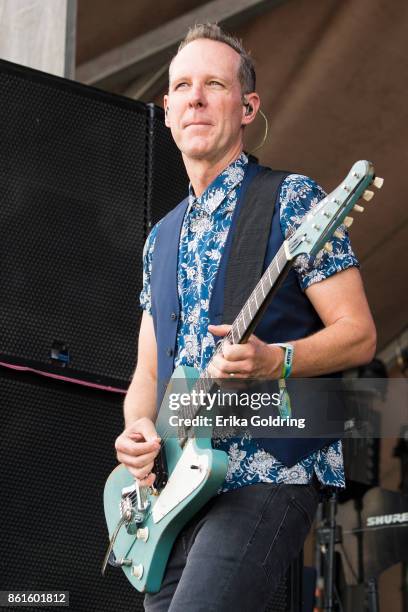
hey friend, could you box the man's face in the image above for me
[164,39,245,162]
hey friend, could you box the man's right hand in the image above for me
[115,417,161,487]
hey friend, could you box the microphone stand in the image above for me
[315,490,343,611]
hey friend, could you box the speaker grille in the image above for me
[0,368,144,611]
[0,60,187,387]
[147,104,188,228]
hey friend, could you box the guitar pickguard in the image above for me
[152,438,210,523]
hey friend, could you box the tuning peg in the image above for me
[362,189,374,202]
[333,230,343,239]
[343,216,354,228]
[353,204,364,213]
[324,242,333,253]
[373,176,384,189]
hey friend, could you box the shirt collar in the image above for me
[188,152,248,215]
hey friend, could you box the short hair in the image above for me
[170,23,256,96]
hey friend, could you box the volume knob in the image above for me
[132,564,144,579]
[136,527,149,542]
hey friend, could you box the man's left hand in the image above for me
[208,324,284,379]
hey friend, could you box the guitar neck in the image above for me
[227,243,291,344]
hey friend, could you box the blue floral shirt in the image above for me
[140,153,359,491]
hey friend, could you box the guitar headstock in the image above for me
[286,160,383,259]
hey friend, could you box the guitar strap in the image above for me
[222,166,290,323]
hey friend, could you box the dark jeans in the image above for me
[144,479,320,612]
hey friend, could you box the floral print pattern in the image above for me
[140,153,358,491]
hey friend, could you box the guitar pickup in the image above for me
[153,447,169,491]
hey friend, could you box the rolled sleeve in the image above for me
[279,174,359,291]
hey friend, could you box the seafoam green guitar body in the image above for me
[103,365,228,593]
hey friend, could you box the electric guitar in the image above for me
[102,160,383,593]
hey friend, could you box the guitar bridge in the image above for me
[120,482,150,534]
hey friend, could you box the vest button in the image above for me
[166,348,174,357]
[170,312,177,321]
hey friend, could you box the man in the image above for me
[115,24,376,611]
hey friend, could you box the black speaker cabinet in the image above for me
[0,367,144,611]
[0,59,188,388]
